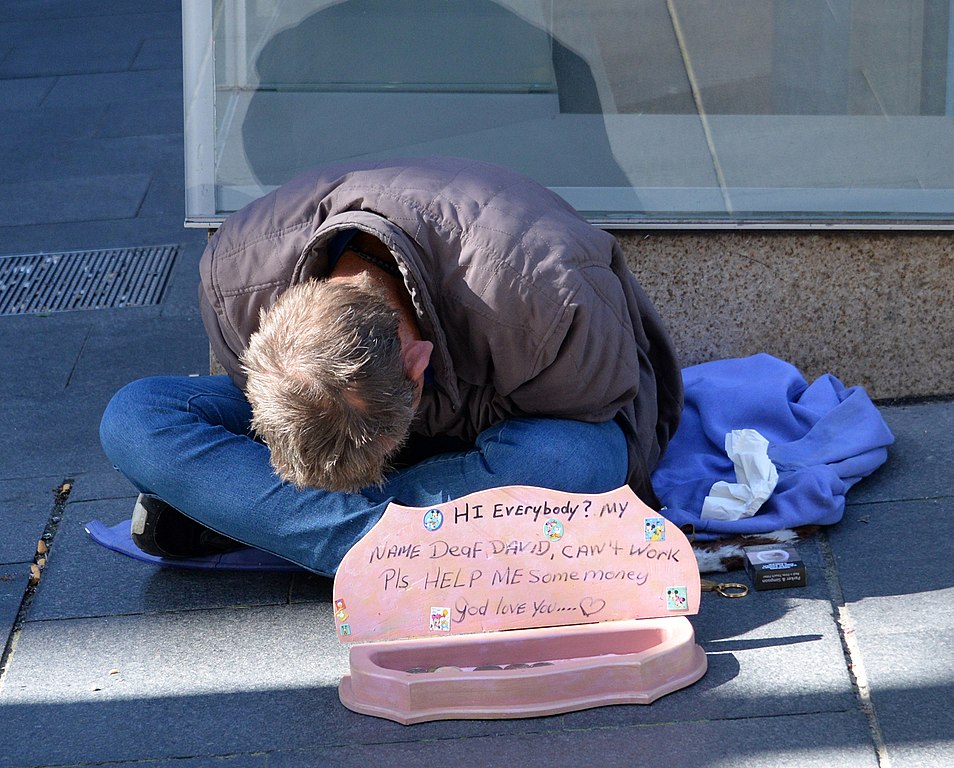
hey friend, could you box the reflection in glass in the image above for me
[184,0,954,225]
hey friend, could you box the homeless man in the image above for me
[99,157,683,575]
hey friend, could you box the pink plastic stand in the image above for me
[333,486,706,723]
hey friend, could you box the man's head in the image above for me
[241,274,429,492]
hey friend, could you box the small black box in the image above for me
[743,543,807,591]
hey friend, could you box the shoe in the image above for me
[130,494,243,558]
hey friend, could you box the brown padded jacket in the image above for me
[199,157,682,506]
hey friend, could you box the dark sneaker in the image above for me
[130,494,243,558]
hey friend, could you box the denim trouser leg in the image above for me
[100,375,628,576]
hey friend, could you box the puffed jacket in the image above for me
[199,157,682,505]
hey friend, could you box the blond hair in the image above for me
[241,275,417,492]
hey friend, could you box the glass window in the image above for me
[184,1,954,227]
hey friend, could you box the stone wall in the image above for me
[618,230,953,400]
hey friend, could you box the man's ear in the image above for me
[402,339,433,384]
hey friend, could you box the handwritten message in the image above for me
[332,485,699,642]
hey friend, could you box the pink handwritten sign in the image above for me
[332,485,700,643]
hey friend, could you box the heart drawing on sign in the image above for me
[578,597,606,617]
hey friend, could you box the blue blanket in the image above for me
[651,354,894,540]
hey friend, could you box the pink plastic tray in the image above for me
[339,616,707,724]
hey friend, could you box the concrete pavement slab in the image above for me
[62,313,209,391]
[29,496,297,621]
[68,464,141,504]
[97,96,183,139]
[0,316,90,398]
[266,711,881,768]
[3,395,73,478]
[0,220,206,260]
[0,174,151,226]
[0,8,178,43]
[0,476,63,564]
[856,627,954,768]
[139,162,196,220]
[830,498,954,627]
[0,76,54,111]
[5,387,122,478]
[567,584,857,727]
[828,494,954,768]
[34,758,268,768]
[0,103,104,144]
[131,35,182,72]
[849,402,954,505]
[156,244,209,316]
[0,30,141,78]
[0,133,183,183]
[43,68,183,110]
[0,565,28,651]
[0,0,178,21]
[0,603,553,766]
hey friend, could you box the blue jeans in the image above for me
[99,375,628,576]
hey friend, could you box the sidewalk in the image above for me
[1,3,952,766]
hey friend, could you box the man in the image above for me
[100,157,682,575]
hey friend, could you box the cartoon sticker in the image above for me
[429,607,451,632]
[644,517,666,542]
[666,586,688,611]
[339,623,352,637]
[423,508,444,532]
[543,518,564,541]
[335,607,349,622]
[334,598,347,611]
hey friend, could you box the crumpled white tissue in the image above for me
[701,429,779,521]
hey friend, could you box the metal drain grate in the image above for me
[0,245,178,316]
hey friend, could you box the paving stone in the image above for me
[0,476,63,564]
[63,313,209,391]
[4,393,76,477]
[829,498,954,628]
[0,102,103,147]
[566,584,857,728]
[0,11,179,60]
[0,564,28,647]
[0,3,178,25]
[0,316,90,398]
[1,134,181,190]
[43,69,183,109]
[0,30,141,78]
[0,604,540,765]
[131,35,182,72]
[45,758,269,768]
[4,380,147,479]
[0,217,205,259]
[848,402,954,505]
[139,161,192,220]
[28,497,295,621]
[0,76,54,111]
[68,465,141,504]
[0,174,150,226]
[97,96,183,139]
[827,494,954,767]
[266,711,880,768]
[157,243,207,318]
[854,627,954,768]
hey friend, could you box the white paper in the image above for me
[701,429,779,521]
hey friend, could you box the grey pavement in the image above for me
[0,3,952,767]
